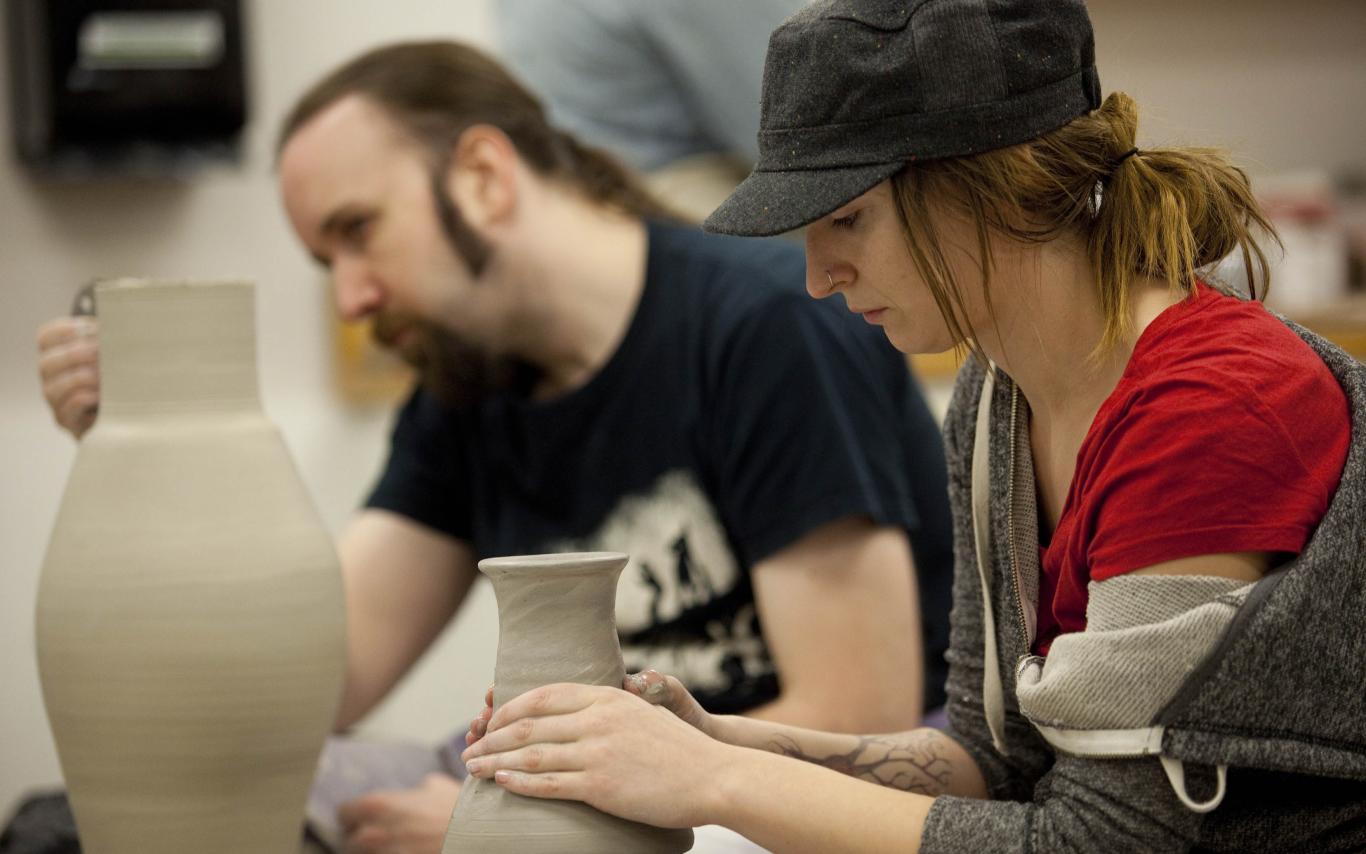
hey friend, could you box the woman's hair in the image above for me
[891,92,1278,362]
[278,41,678,227]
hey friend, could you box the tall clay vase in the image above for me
[35,279,346,853]
[443,552,694,853]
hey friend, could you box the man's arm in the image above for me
[746,516,924,733]
[334,508,479,731]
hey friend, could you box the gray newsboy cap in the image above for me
[704,0,1102,237]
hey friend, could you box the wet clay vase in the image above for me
[35,279,346,853]
[443,552,694,853]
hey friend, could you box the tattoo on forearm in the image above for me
[767,730,954,795]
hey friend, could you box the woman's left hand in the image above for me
[460,683,730,829]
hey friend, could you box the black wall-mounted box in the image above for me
[7,0,248,175]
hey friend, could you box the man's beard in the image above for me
[366,174,540,407]
[372,310,537,407]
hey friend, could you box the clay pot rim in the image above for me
[478,551,628,579]
[94,278,254,296]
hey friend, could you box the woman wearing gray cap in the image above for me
[461,1,1366,850]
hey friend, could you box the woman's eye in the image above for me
[831,211,859,229]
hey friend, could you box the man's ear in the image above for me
[444,124,519,232]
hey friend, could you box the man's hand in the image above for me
[37,317,100,439]
[337,772,461,854]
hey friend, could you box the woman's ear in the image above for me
[445,124,519,232]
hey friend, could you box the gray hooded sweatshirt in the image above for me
[920,317,1366,853]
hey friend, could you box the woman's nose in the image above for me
[806,268,839,299]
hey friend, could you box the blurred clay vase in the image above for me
[443,552,694,853]
[35,279,346,853]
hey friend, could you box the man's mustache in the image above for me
[364,310,537,407]
[371,311,419,353]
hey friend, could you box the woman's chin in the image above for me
[883,325,950,356]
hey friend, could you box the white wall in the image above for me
[1089,0,1366,177]
[2,0,1363,821]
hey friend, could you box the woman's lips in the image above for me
[859,308,887,324]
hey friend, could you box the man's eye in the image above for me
[831,212,859,229]
[342,217,372,245]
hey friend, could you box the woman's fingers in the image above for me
[485,683,601,733]
[466,705,493,745]
[465,683,497,746]
[490,770,589,802]
[465,741,585,779]
[466,707,597,762]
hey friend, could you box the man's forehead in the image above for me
[283,94,402,160]
[279,97,415,216]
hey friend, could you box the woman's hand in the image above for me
[460,681,731,829]
[37,317,100,439]
[465,670,718,746]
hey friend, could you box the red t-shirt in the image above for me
[1035,284,1350,654]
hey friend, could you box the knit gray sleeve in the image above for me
[921,754,1208,853]
[937,360,1052,802]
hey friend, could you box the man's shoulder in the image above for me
[654,217,802,263]
[647,222,814,314]
[644,222,903,375]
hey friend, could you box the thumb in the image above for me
[624,669,672,704]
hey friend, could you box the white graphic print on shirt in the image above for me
[552,469,774,701]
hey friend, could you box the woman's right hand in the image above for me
[37,317,101,439]
[465,670,718,747]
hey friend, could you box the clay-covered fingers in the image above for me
[623,669,671,703]
[36,317,100,438]
[623,669,713,736]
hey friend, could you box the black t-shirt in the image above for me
[367,221,953,713]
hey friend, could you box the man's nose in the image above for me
[332,258,383,321]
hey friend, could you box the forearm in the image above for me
[332,511,476,731]
[708,744,936,854]
[711,715,988,799]
[739,671,920,733]
[749,520,925,733]
[334,633,398,732]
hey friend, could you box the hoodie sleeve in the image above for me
[922,753,1208,853]
[934,359,1054,802]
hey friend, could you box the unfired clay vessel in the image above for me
[35,279,346,853]
[443,552,694,853]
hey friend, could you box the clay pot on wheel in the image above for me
[443,552,694,853]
